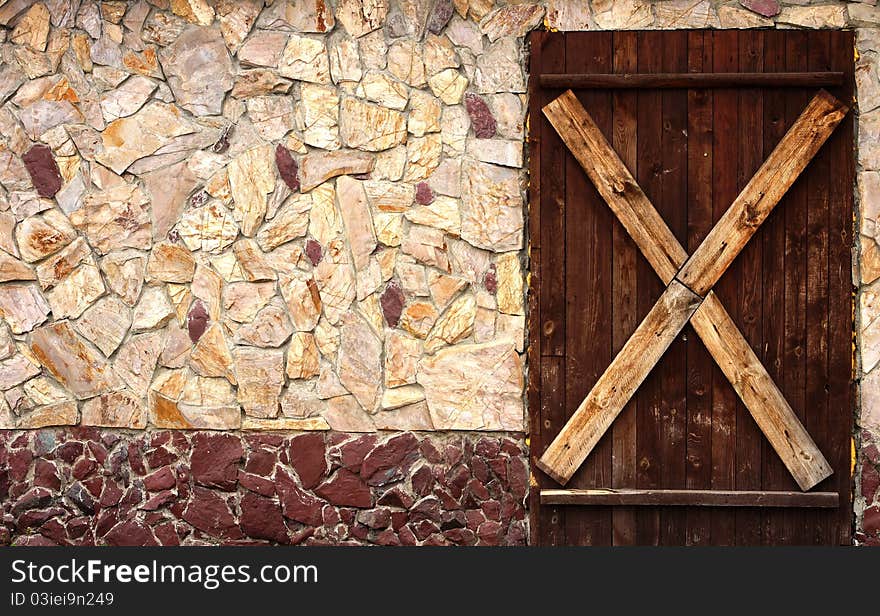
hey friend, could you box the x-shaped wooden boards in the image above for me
[536,89,849,491]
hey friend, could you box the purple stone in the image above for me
[739,0,780,18]
[415,182,435,205]
[426,0,454,35]
[465,92,496,139]
[380,281,405,328]
[305,239,323,266]
[275,144,300,192]
[187,299,209,343]
[484,264,498,294]
[22,145,63,199]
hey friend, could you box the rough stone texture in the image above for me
[0,428,527,545]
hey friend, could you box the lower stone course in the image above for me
[0,429,528,546]
[858,429,880,546]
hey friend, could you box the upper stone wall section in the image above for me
[0,0,535,433]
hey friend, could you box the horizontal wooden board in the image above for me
[541,489,839,508]
[538,71,845,89]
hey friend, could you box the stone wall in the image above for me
[0,0,877,546]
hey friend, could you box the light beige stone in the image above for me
[247,95,295,141]
[337,310,382,411]
[399,301,438,339]
[215,0,261,51]
[467,138,523,168]
[287,331,320,379]
[0,252,34,283]
[388,40,426,87]
[99,75,157,121]
[234,299,294,347]
[428,68,468,105]
[340,97,406,152]
[474,305,495,343]
[233,239,276,282]
[132,286,175,332]
[496,313,525,352]
[176,201,240,254]
[243,416,330,430]
[223,281,276,322]
[189,323,235,381]
[323,394,375,431]
[100,250,147,306]
[300,150,375,192]
[11,3,50,51]
[424,293,476,353]
[161,25,234,116]
[232,69,293,98]
[357,71,409,111]
[428,271,468,311]
[113,331,163,397]
[495,252,523,315]
[142,161,200,240]
[417,340,522,430]
[229,144,276,237]
[279,34,331,84]
[423,33,460,76]
[408,90,441,137]
[95,102,195,174]
[0,285,50,334]
[45,261,105,320]
[384,330,421,387]
[441,105,469,154]
[717,5,773,28]
[297,83,340,150]
[545,0,593,31]
[336,176,377,271]
[147,242,196,283]
[75,295,131,357]
[15,211,76,263]
[81,390,146,428]
[778,5,847,29]
[336,0,388,37]
[373,400,434,430]
[405,196,460,235]
[238,30,289,67]
[315,240,356,324]
[396,256,430,296]
[474,38,524,94]
[401,224,449,271]
[0,354,42,391]
[373,145,407,181]
[280,380,325,418]
[592,0,653,29]
[30,321,120,399]
[654,0,719,28]
[69,183,152,254]
[479,4,543,41]
[461,160,523,252]
[280,273,322,331]
[381,384,425,410]
[234,347,284,418]
[404,134,442,182]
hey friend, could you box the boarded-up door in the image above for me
[528,30,854,545]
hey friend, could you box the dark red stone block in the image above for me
[142,490,177,511]
[190,433,243,491]
[361,432,419,485]
[305,239,323,266]
[244,447,276,477]
[426,0,453,34]
[104,520,159,546]
[374,528,400,545]
[288,432,327,489]
[380,281,405,328]
[477,520,504,546]
[410,496,442,523]
[145,445,177,469]
[33,459,61,491]
[181,487,241,539]
[444,527,476,545]
[22,144,63,198]
[72,458,97,480]
[240,492,290,544]
[55,441,83,464]
[376,486,414,509]
[465,92,497,139]
[336,434,378,472]
[11,487,53,515]
[143,467,176,492]
[315,469,372,508]
[483,264,498,294]
[414,181,434,205]
[740,0,780,18]
[276,467,324,526]
[412,464,434,496]
[507,456,528,500]
[275,144,300,191]
[239,471,276,497]
[187,299,209,344]
[357,508,391,529]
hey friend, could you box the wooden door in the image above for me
[528,30,854,545]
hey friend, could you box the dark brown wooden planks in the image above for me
[541,489,839,508]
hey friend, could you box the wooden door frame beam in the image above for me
[538,71,845,89]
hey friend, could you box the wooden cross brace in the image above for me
[536,89,849,491]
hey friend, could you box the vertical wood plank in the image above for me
[783,29,810,544]
[636,30,665,545]
[828,29,855,545]
[685,30,714,546]
[611,30,639,546]
[535,32,567,545]
[659,30,689,546]
[710,29,739,546]
[564,31,614,546]
[735,29,765,546]
[806,30,832,545]
[761,29,790,546]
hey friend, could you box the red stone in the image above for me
[361,433,419,485]
[507,457,528,500]
[419,439,444,463]
[305,239,323,266]
[275,144,300,192]
[190,433,243,491]
[864,506,880,535]
[398,524,418,546]
[376,486,414,509]
[411,496,442,523]
[390,510,408,530]
[72,457,97,480]
[426,0,453,34]
[181,487,241,539]
[239,471,276,497]
[380,281,405,328]
[374,528,400,545]
[143,467,176,492]
[187,299,209,343]
[444,527,477,545]
[55,441,83,464]
[336,434,378,472]
[22,144,63,198]
[481,499,501,521]
[104,520,159,546]
[412,465,434,496]
[244,448,276,477]
[471,456,491,483]
[315,469,372,508]
[145,445,177,469]
[240,492,290,544]
[127,441,147,475]
[739,0,779,18]
[288,433,327,489]
[483,264,497,294]
[357,508,391,529]
[276,467,324,526]
[477,520,504,546]
[33,460,61,491]
[100,481,124,507]
[861,462,880,504]
[11,487,53,515]
[17,507,67,528]
[154,522,180,546]
[142,490,177,511]
[414,181,435,205]
[412,519,440,541]
[87,441,108,464]
[465,92,497,139]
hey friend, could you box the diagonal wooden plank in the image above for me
[677,89,849,296]
[542,89,832,490]
[535,280,701,485]
[538,89,847,486]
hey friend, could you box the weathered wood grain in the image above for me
[541,489,839,508]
